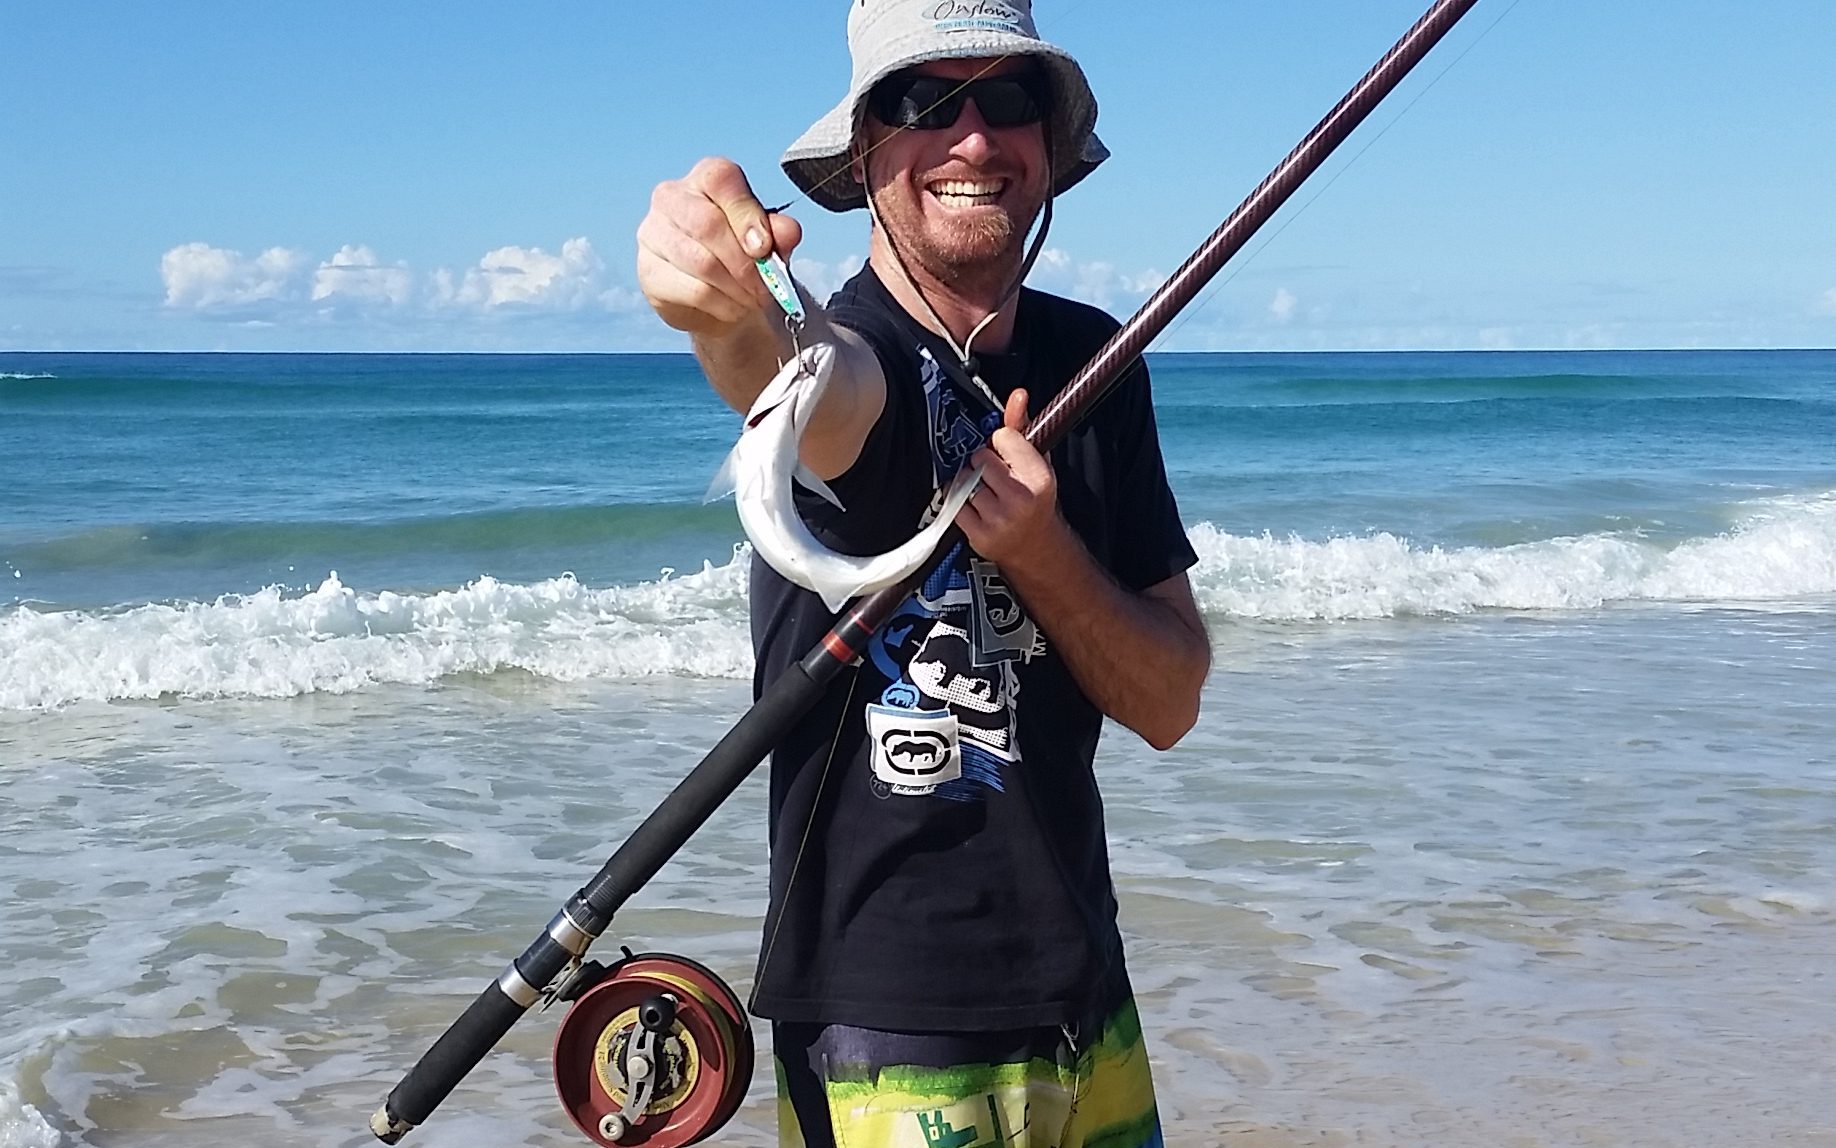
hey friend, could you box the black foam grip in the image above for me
[382,981,528,1130]
[579,659,831,918]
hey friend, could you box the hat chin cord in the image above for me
[861,140,1056,412]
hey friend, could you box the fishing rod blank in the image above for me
[370,0,1481,1140]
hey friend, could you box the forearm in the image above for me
[691,307,789,413]
[998,518,1211,750]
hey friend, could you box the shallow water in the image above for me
[4,605,1832,1146]
[4,350,1835,1145]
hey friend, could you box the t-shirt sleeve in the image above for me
[1103,358,1198,592]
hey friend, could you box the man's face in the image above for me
[858,57,1050,291]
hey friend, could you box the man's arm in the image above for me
[956,390,1210,750]
[636,156,885,480]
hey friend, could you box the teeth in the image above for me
[933,180,1001,195]
[928,179,1004,202]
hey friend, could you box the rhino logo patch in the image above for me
[867,704,961,795]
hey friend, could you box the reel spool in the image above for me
[553,953,752,1147]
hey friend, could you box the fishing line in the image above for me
[372,6,1490,1141]
[748,3,1523,966]
[773,55,1026,214]
[1145,0,1523,354]
[748,665,862,1006]
[746,5,1524,940]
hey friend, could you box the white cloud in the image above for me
[161,236,650,327]
[437,237,606,310]
[312,245,411,307]
[786,255,863,303]
[1269,287,1298,323]
[1031,248,1163,311]
[161,242,307,309]
[1817,288,1836,317]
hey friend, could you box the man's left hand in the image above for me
[956,388,1067,570]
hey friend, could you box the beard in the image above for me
[866,168,1045,297]
[926,209,1023,281]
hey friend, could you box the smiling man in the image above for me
[636,2,1208,1144]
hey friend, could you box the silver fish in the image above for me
[708,342,981,612]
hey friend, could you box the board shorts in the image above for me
[772,997,1164,1148]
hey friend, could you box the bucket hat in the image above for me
[781,0,1108,213]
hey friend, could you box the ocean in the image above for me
[2,350,1833,1146]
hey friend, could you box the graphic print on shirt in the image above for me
[865,704,961,794]
[865,348,1047,802]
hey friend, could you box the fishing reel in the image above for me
[551,952,753,1147]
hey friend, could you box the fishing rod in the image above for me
[371,1,1482,1143]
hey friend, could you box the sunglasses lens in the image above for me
[972,79,1045,127]
[871,77,955,129]
[869,74,1048,131]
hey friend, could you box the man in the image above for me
[637,2,1208,1144]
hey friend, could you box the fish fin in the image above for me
[796,466,845,511]
[704,444,740,503]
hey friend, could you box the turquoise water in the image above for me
[9,350,1836,623]
[2,351,1833,1145]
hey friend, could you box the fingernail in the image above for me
[745,228,765,255]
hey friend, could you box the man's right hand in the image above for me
[636,157,804,338]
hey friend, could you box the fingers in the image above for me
[985,387,1045,475]
[971,388,1049,495]
[959,387,1056,562]
[986,433,1051,492]
[1003,387,1028,432]
[678,160,774,303]
[767,212,803,262]
[637,207,755,321]
[697,157,774,260]
[636,156,804,335]
[636,244,751,329]
[954,498,992,545]
[957,443,1060,568]
[962,439,1050,520]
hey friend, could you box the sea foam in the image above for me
[0,1083,60,1148]
[0,372,55,381]
[1,557,753,710]
[1190,490,1836,620]
[4,494,1834,709]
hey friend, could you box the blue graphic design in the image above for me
[869,598,936,684]
[869,346,1041,802]
[920,350,987,487]
[921,542,969,602]
[881,682,920,710]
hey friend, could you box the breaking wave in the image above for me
[1,558,753,710]
[1190,490,1836,620]
[0,1082,59,1148]
[4,492,1834,709]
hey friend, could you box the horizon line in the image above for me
[7,346,1835,357]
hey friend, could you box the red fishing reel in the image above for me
[552,953,753,1147]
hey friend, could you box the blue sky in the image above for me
[6,1,1834,352]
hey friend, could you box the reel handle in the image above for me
[640,994,678,1033]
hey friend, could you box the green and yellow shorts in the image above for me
[772,998,1163,1148]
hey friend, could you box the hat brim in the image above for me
[781,41,1106,214]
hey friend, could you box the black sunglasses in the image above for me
[866,71,1052,132]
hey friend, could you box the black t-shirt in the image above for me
[748,264,1196,1031]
